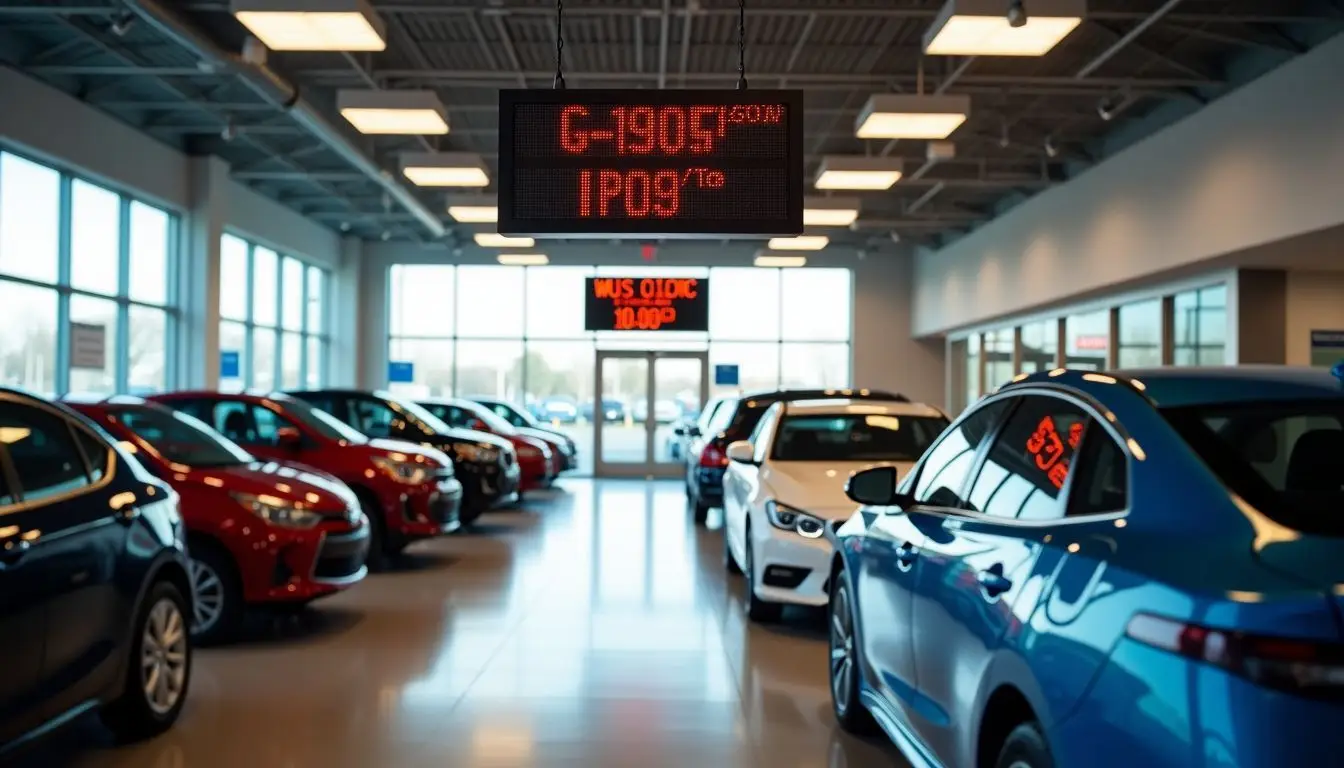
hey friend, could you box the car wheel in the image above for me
[357,494,390,571]
[743,529,782,623]
[101,580,191,742]
[187,542,243,645]
[693,497,711,524]
[724,528,742,575]
[994,722,1054,768]
[459,503,485,528]
[829,576,878,735]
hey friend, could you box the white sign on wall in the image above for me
[69,322,107,370]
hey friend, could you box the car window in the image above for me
[112,405,253,467]
[706,398,738,436]
[213,400,255,443]
[697,399,724,432]
[772,413,948,463]
[965,396,1089,520]
[252,404,280,442]
[0,402,92,503]
[349,397,400,438]
[912,400,1009,509]
[1067,428,1129,517]
[73,425,110,482]
[749,403,780,463]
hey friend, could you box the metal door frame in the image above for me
[593,350,709,478]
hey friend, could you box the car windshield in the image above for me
[280,397,368,444]
[771,413,949,462]
[467,403,515,433]
[385,395,457,435]
[111,404,254,467]
[486,400,535,428]
[1163,399,1344,536]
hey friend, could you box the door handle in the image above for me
[977,567,1013,598]
[894,542,919,572]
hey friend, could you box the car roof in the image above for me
[153,389,298,403]
[783,398,946,417]
[1003,366,1344,408]
[734,387,907,403]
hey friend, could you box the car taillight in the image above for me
[1126,613,1344,697]
[699,443,729,468]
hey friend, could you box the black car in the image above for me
[0,388,193,754]
[683,388,908,522]
[471,397,579,470]
[288,390,520,526]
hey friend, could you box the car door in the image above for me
[0,420,49,744]
[855,399,1009,738]
[725,404,779,563]
[906,394,1091,764]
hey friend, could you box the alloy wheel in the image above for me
[141,597,189,715]
[830,585,856,712]
[190,558,224,633]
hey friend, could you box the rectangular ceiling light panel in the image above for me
[337,90,449,135]
[497,253,550,266]
[448,205,498,223]
[475,233,536,248]
[814,156,904,191]
[856,94,972,140]
[767,236,829,251]
[802,197,861,227]
[924,0,1085,56]
[755,254,807,268]
[232,0,387,51]
[401,152,490,187]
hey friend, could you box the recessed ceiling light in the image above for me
[475,233,536,247]
[768,236,829,251]
[755,254,807,268]
[803,197,861,227]
[448,205,497,223]
[401,152,490,187]
[231,0,387,51]
[814,156,904,190]
[855,94,972,140]
[337,90,448,135]
[497,253,549,266]
[923,0,1085,57]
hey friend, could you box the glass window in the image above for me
[1068,429,1128,517]
[1174,284,1227,366]
[524,341,594,415]
[456,340,524,399]
[458,266,524,338]
[111,405,252,467]
[0,403,90,502]
[780,343,849,389]
[710,342,778,398]
[220,235,249,321]
[781,268,850,341]
[252,246,278,327]
[984,329,1014,392]
[347,396,400,439]
[219,320,246,393]
[305,336,322,388]
[965,333,981,404]
[128,306,168,394]
[967,396,1089,520]
[387,338,454,398]
[1018,321,1057,374]
[281,257,303,331]
[0,152,61,283]
[72,427,109,483]
[306,266,324,334]
[390,264,454,337]
[1065,310,1109,370]
[252,328,276,391]
[0,282,58,395]
[526,266,592,339]
[912,400,1007,508]
[70,179,122,296]
[772,412,948,462]
[710,267,779,341]
[129,201,170,305]
[280,332,302,388]
[68,295,119,395]
[1117,299,1162,368]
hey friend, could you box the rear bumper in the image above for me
[693,466,725,505]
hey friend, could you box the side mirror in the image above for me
[688,425,702,437]
[845,466,905,506]
[673,425,686,436]
[725,440,756,464]
[275,426,303,450]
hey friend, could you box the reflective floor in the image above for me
[20,479,906,768]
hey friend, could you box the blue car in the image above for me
[827,366,1344,768]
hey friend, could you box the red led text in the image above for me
[560,104,784,156]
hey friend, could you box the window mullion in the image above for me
[55,174,73,397]
[116,196,131,393]
[244,242,255,387]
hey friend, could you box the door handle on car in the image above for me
[894,542,919,572]
[977,566,1013,598]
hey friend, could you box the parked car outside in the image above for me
[531,396,579,424]
[472,397,579,468]
[580,398,628,423]
[828,366,1344,768]
[286,390,518,524]
[416,398,564,491]
[0,388,193,754]
[149,391,461,566]
[68,396,369,643]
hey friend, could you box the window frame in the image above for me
[0,395,115,511]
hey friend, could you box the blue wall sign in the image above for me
[220,350,241,379]
[714,364,740,387]
[388,360,415,384]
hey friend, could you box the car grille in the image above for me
[427,491,460,526]
[313,531,368,579]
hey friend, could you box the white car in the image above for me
[721,398,950,621]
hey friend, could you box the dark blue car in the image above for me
[828,366,1344,768]
[0,388,193,754]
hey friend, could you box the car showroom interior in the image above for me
[0,1,1342,766]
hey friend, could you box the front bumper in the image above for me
[394,477,464,538]
[751,526,833,607]
[240,515,371,604]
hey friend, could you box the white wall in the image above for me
[1285,271,1344,367]
[912,33,1344,337]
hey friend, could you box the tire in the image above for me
[829,576,878,735]
[724,528,743,575]
[186,541,243,645]
[994,722,1054,768]
[743,528,782,623]
[459,503,485,529]
[693,496,711,524]
[101,580,191,742]
[356,493,390,571]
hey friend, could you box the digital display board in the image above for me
[498,89,804,237]
[584,277,709,332]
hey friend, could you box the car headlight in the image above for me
[454,443,499,464]
[371,455,434,485]
[765,500,827,539]
[231,492,323,529]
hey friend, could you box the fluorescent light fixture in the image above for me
[447,196,498,222]
[923,0,1085,56]
[337,90,448,135]
[803,197,861,227]
[755,254,807,268]
[475,233,535,248]
[231,0,386,51]
[768,236,829,251]
[855,93,971,140]
[400,152,490,187]
[814,156,904,190]
[497,253,549,266]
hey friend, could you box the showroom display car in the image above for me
[684,388,907,523]
[721,398,949,622]
[287,390,518,524]
[827,366,1344,768]
[0,388,193,754]
[68,396,369,643]
[150,391,461,565]
[472,396,579,468]
[415,397,564,491]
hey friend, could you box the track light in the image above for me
[1007,0,1028,28]
[1044,136,1059,158]
[1097,100,1115,121]
[110,13,135,37]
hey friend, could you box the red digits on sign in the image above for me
[629,107,655,153]
[560,106,588,153]
[657,109,685,154]
[598,170,622,217]
[579,170,592,217]
[579,170,682,218]
[625,170,651,217]
[652,171,679,217]
[689,106,714,153]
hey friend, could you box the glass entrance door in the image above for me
[594,351,708,477]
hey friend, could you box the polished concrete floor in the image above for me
[22,479,906,768]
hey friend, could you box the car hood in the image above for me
[762,461,916,520]
[363,437,455,469]
[412,427,513,452]
[177,460,358,514]
[517,427,567,451]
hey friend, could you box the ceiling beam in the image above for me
[1077,0,1185,78]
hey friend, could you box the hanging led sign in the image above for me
[584,276,710,332]
[498,89,804,237]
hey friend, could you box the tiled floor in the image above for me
[19,479,907,768]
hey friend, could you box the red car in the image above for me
[149,391,463,568]
[67,396,370,643]
[416,398,561,494]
